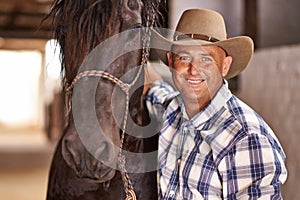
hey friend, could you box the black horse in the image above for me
[45,0,168,199]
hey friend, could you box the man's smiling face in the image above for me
[167,45,231,110]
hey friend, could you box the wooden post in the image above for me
[244,0,258,48]
[229,0,258,92]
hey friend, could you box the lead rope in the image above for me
[66,5,155,200]
[118,7,155,200]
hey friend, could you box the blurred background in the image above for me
[0,0,299,199]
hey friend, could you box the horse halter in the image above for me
[66,5,156,200]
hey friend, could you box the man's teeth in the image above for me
[187,79,202,84]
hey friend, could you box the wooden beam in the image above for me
[244,0,258,48]
[0,38,48,51]
[0,29,52,40]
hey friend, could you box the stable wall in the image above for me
[169,0,300,48]
[237,44,300,199]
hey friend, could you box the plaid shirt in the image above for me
[145,80,287,200]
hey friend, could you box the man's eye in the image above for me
[179,55,191,61]
[201,56,213,62]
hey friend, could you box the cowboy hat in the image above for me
[150,8,254,79]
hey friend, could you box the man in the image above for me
[145,9,287,199]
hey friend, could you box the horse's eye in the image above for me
[127,0,140,10]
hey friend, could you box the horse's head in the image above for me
[48,0,167,182]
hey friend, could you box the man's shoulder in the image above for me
[225,95,271,134]
[209,95,282,165]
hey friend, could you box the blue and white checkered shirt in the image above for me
[145,80,287,200]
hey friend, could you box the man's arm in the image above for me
[144,80,179,122]
[220,133,287,199]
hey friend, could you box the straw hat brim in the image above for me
[151,28,254,79]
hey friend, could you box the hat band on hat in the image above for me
[174,33,220,42]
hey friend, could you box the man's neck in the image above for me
[184,98,211,119]
[184,83,224,119]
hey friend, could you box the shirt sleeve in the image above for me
[220,133,287,199]
[144,80,179,122]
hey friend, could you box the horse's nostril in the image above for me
[63,138,72,153]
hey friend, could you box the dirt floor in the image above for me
[0,131,54,200]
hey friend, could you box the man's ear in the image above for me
[222,56,232,77]
[166,51,173,67]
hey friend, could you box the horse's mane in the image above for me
[46,0,167,89]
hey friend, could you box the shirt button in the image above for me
[169,190,175,196]
[177,159,181,165]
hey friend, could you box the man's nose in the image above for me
[188,63,201,75]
